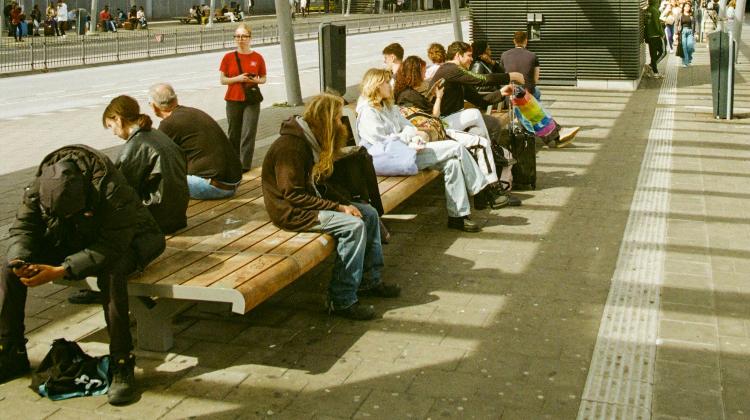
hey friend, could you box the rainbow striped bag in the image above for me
[510,86,557,138]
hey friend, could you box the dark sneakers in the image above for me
[447,216,481,233]
[108,353,136,406]
[474,189,510,210]
[358,282,401,298]
[0,341,30,384]
[506,194,522,207]
[68,289,103,305]
[330,302,376,321]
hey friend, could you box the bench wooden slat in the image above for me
[381,170,441,213]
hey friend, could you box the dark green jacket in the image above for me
[7,145,165,278]
[645,1,664,38]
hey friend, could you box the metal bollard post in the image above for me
[43,37,48,70]
[200,29,203,51]
[30,38,35,70]
[81,35,85,64]
[174,28,178,54]
[116,31,120,61]
[147,30,151,58]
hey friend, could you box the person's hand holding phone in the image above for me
[9,260,37,278]
[236,73,254,84]
[19,264,66,287]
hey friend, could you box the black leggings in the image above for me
[647,36,666,74]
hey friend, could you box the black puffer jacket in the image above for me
[7,145,165,279]
[115,127,189,234]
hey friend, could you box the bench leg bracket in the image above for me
[130,297,191,352]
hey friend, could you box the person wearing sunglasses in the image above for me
[220,22,267,172]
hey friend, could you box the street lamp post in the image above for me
[273,0,303,105]
[449,0,462,42]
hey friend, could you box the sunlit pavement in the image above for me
[0,21,749,420]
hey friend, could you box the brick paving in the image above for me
[0,23,749,420]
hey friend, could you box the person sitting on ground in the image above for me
[149,83,243,200]
[501,32,580,148]
[382,42,404,82]
[127,5,137,29]
[471,40,504,78]
[394,56,520,208]
[137,6,147,29]
[100,5,117,32]
[1,144,165,405]
[430,41,524,148]
[357,68,502,232]
[425,42,446,81]
[103,95,189,234]
[262,93,401,321]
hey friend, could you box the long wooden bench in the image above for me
[59,166,439,352]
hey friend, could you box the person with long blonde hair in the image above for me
[356,68,504,232]
[262,93,399,321]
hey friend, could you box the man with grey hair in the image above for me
[149,83,243,200]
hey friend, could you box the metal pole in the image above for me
[449,0,462,42]
[718,0,728,31]
[146,0,152,20]
[274,0,303,105]
[0,0,5,37]
[90,0,98,34]
[207,0,216,27]
[733,0,746,51]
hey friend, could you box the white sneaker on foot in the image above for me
[555,127,580,148]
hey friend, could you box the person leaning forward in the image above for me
[149,83,243,200]
[0,145,165,405]
[261,93,401,321]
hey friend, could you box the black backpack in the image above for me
[31,338,111,400]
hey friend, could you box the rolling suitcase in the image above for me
[508,98,537,191]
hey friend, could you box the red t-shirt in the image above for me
[100,10,111,20]
[219,50,267,102]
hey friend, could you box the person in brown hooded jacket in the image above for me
[262,94,400,321]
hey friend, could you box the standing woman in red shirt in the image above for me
[220,22,267,172]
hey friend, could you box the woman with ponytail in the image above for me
[103,95,189,234]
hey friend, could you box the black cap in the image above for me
[38,160,86,218]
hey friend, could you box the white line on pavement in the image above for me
[577,56,678,419]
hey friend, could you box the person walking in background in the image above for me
[677,1,696,67]
[661,0,677,53]
[56,0,67,37]
[220,22,267,172]
[645,0,666,78]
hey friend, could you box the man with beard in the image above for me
[261,93,400,321]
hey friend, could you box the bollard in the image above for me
[81,35,85,64]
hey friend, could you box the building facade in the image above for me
[470,0,645,90]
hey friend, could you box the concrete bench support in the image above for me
[130,297,192,352]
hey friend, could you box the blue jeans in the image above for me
[186,175,238,200]
[415,140,488,218]
[681,29,695,66]
[311,202,383,310]
[531,87,542,101]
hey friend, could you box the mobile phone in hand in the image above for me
[8,260,28,269]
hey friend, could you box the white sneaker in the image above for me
[555,127,580,148]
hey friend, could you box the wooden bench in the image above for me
[59,166,439,352]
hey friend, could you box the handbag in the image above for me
[234,52,264,104]
[676,40,684,58]
[364,138,418,176]
[399,106,447,141]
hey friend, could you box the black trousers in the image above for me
[647,36,666,74]
[1,251,137,357]
[226,100,261,171]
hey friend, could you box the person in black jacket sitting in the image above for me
[103,95,189,234]
[0,145,165,405]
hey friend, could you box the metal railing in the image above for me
[0,10,465,75]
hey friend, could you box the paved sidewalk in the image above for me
[0,27,749,420]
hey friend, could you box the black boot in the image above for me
[0,340,30,384]
[108,353,136,405]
